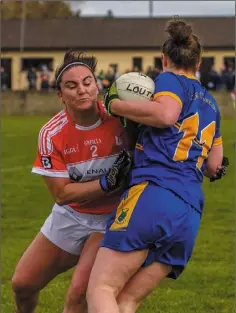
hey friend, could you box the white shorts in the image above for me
[41,204,110,255]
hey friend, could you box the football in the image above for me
[116,72,155,101]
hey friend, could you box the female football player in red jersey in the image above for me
[12,50,132,313]
[87,19,228,313]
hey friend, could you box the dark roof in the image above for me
[2,16,235,50]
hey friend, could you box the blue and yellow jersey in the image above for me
[129,72,222,213]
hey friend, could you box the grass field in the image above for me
[1,115,234,313]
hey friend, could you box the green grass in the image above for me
[1,115,234,313]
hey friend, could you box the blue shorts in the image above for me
[102,182,201,279]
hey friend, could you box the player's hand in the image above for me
[99,150,132,192]
[210,156,229,182]
[104,83,128,128]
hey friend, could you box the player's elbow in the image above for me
[151,97,182,128]
[55,197,67,206]
[55,193,70,206]
[44,176,72,206]
[152,110,178,128]
[162,113,178,128]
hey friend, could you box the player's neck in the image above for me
[168,68,196,77]
[67,107,100,127]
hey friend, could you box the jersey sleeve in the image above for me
[212,108,223,146]
[32,132,69,178]
[153,72,185,108]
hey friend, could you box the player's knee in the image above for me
[12,273,35,297]
[65,281,87,307]
[117,290,141,308]
[87,281,121,302]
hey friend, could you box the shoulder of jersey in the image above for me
[98,100,114,121]
[38,109,69,155]
[154,71,170,82]
[157,71,168,78]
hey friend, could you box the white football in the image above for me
[116,72,155,101]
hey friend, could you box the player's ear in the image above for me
[96,84,99,94]
[57,90,62,99]
[196,61,201,72]
[57,90,65,104]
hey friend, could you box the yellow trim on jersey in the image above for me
[109,182,148,231]
[135,143,144,151]
[174,122,181,129]
[213,136,223,146]
[153,91,183,107]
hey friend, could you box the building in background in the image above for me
[1,16,235,90]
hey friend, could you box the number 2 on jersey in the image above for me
[173,112,216,169]
[90,145,98,157]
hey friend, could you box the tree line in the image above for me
[1,0,82,19]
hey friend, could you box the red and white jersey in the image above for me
[32,101,132,214]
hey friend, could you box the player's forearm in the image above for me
[56,179,106,206]
[110,100,175,128]
[206,145,223,175]
[203,144,223,179]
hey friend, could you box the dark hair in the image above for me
[162,18,201,70]
[55,49,97,90]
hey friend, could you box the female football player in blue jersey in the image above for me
[87,18,228,313]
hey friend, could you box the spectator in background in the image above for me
[146,66,156,80]
[97,69,114,91]
[146,66,162,81]
[108,65,119,81]
[132,66,140,72]
[207,67,221,91]
[27,67,37,90]
[97,70,106,92]
[40,65,50,91]
[105,67,116,88]
[222,63,235,92]
[0,66,9,91]
[97,70,106,82]
[153,67,162,80]
[50,79,57,91]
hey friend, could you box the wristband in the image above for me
[99,176,110,192]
